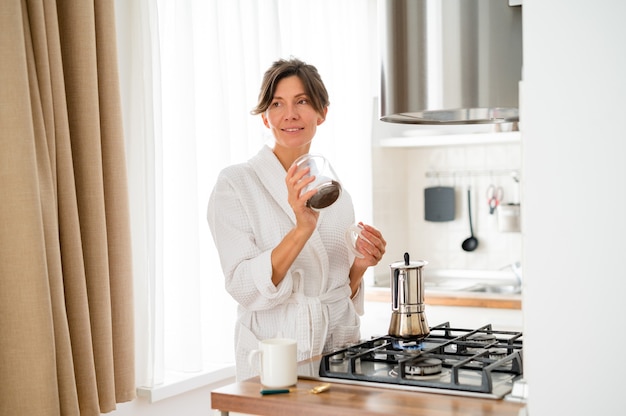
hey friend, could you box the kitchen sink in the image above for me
[425,282,521,294]
[423,265,522,295]
[373,264,523,295]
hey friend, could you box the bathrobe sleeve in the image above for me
[207,163,296,312]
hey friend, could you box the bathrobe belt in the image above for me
[286,285,351,357]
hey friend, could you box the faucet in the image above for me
[501,261,523,289]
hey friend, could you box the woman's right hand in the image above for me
[286,162,319,233]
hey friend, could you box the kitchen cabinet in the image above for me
[366,287,521,309]
[211,373,525,416]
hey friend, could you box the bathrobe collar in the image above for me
[249,145,296,223]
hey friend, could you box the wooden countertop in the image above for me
[365,288,522,310]
[211,377,525,416]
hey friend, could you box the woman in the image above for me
[207,58,386,380]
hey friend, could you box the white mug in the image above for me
[248,338,297,388]
[345,224,367,258]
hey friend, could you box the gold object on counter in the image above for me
[310,383,331,394]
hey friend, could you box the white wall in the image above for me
[111,388,212,416]
[522,1,626,415]
[371,141,523,283]
[109,378,234,416]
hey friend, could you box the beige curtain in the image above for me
[0,1,135,415]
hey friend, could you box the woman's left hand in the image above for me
[353,222,386,268]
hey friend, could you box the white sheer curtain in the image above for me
[116,0,378,388]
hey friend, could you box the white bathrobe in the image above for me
[207,145,364,380]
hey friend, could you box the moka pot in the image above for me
[388,253,430,339]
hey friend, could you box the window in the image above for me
[116,0,378,395]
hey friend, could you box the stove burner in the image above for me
[329,352,345,364]
[404,357,443,376]
[466,332,497,353]
[328,345,368,363]
[390,366,449,381]
[391,338,424,352]
[488,347,508,360]
[468,333,497,344]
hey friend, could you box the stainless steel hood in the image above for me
[379,0,522,125]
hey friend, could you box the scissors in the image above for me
[486,184,504,214]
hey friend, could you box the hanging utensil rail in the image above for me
[426,169,520,179]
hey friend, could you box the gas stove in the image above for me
[297,322,523,400]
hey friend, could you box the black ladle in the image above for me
[462,188,479,252]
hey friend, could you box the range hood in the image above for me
[379,0,522,125]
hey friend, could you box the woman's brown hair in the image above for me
[251,58,329,116]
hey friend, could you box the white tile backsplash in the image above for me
[372,142,522,285]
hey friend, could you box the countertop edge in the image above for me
[211,371,526,416]
[365,287,522,310]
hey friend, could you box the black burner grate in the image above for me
[319,322,523,395]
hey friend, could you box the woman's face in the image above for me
[262,75,327,152]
